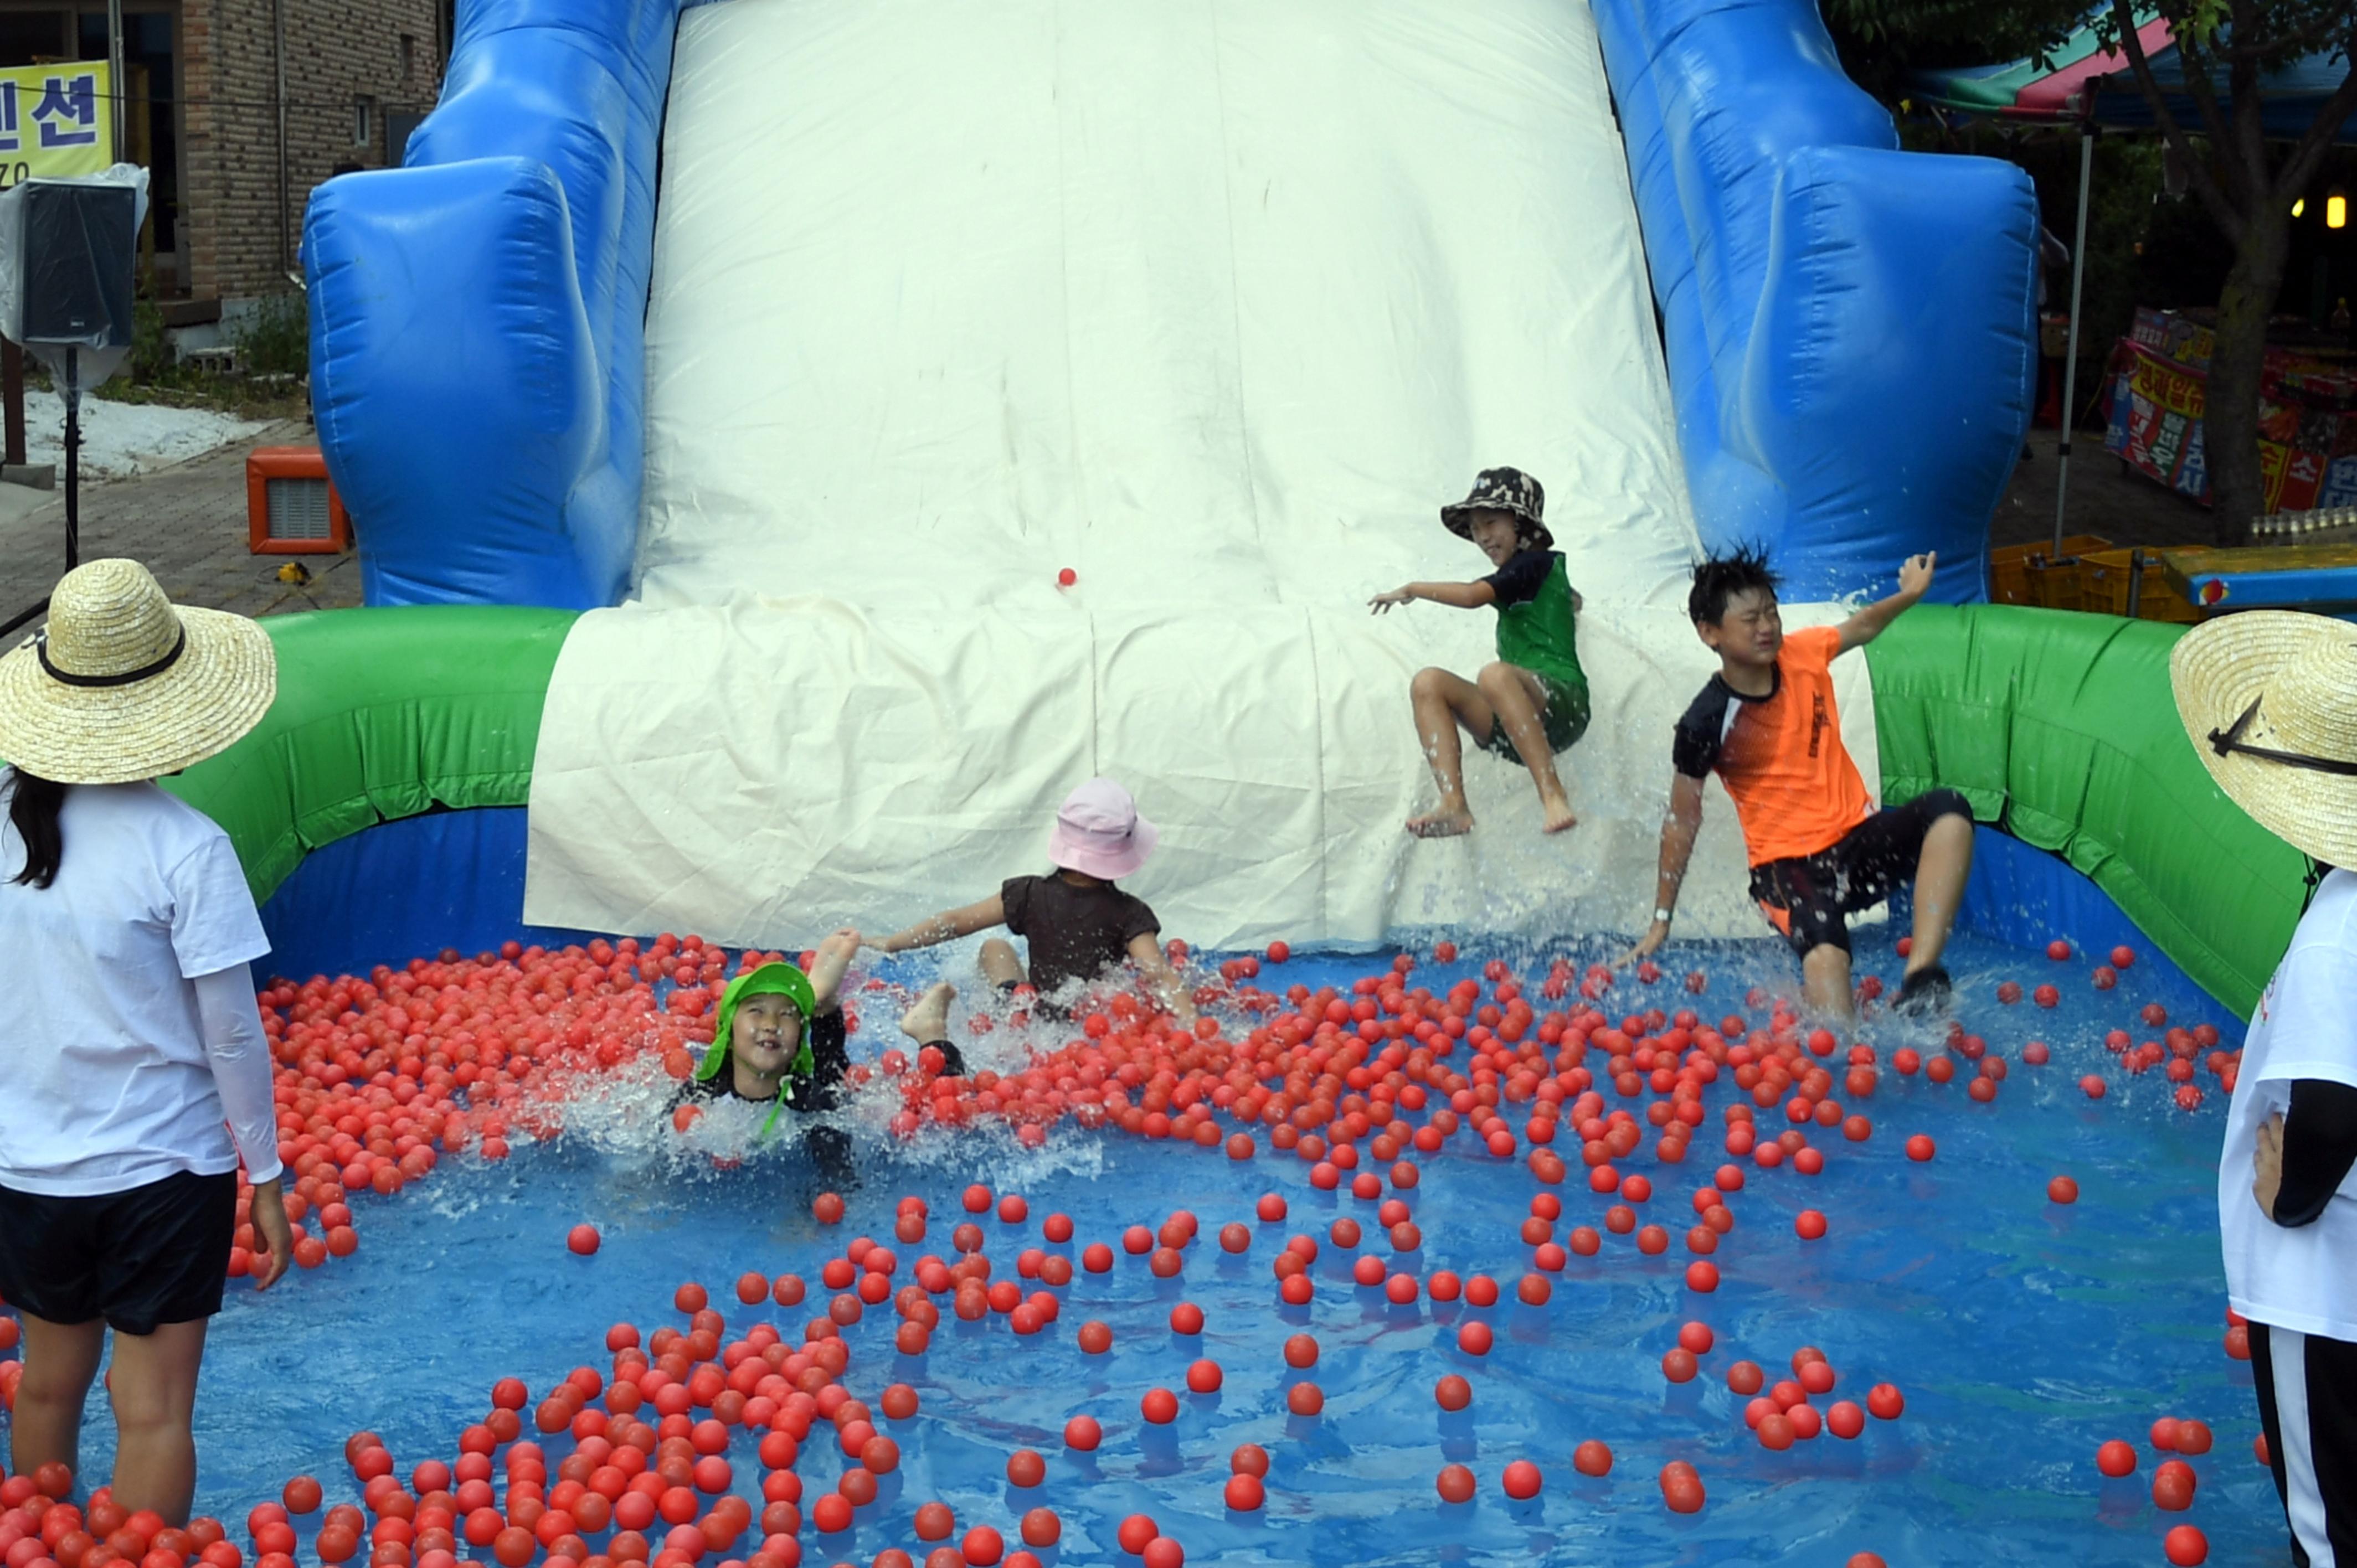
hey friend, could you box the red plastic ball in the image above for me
[1501,1461,1542,1500]
[2047,1175,2079,1204]
[2163,1526,2207,1566]
[1435,1466,1475,1504]
[567,1225,600,1256]
[2095,1439,2137,1478]
[1572,1440,1612,1477]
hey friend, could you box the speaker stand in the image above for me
[61,345,78,572]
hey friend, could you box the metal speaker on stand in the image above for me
[18,178,137,574]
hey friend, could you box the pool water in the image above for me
[4,930,2279,1567]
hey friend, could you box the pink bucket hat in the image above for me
[1048,777,1159,880]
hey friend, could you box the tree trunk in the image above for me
[2206,207,2291,545]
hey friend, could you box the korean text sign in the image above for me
[0,63,113,187]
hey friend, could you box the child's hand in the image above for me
[2254,1110,2285,1220]
[1369,586,1416,614]
[1621,918,1671,965]
[1897,552,1937,600]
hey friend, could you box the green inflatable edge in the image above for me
[1867,604,2304,1019]
[150,602,2301,1018]
[158,605,578,902]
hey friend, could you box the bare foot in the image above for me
[1540,795,1579,834]
[899,981,955,1043]
[1408,808,1475,839]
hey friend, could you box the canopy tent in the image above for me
[1910,10,2357,549]
[1911,10,2357,141]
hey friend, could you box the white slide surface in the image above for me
[523,0,1879,952]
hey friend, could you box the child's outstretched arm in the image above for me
[1370,580,1497,613]
[1835,553,1936,653]
[1126,931,1198,1027]
[1623,772,1706,963]
[872,896,1005,956]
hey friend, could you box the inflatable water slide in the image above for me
[171,0,2302,1014]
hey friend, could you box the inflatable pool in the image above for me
[0,2,2314,1566]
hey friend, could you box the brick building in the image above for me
[0,0,448,307]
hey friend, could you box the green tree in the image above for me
[2098,1,2357,541]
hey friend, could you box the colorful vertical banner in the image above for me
[2104,307,2357,513]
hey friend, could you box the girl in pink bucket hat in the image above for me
[873,778,1194,1029]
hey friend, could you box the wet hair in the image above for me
[6,767,65,889]
[1688,544,1780,626]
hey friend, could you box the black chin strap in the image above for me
[2208,698,2357,777]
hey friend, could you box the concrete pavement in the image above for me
[0,417,364,631]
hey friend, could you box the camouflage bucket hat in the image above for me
[1441,466,1553,551]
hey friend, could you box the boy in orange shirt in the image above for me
[1628,546,1973,1018]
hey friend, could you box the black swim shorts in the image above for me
[0,1168,239,1334]
[1748,788,1973,958]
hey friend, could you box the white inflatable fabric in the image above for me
[524,0,1885,952]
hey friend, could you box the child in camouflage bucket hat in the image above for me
[1370,466,1592,838]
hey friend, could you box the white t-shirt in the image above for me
[0,779,279,1196]
[2221,866,2357,1341]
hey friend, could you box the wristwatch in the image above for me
[1653,906,1674,926]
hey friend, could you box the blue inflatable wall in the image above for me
[305,0,689,609]
[308,0,2037,610]
[1589,0,2040,603]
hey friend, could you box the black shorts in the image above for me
[1748,789,1972,958]
[0,1169,238,1334]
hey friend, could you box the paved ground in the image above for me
[0,414,2228,630]
[1996,430,2218,555]
[0,416,364,633]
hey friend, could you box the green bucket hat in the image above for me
[697,960,820,1089]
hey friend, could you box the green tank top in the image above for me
[1495,553,1586,688]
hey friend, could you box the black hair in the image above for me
[6,767,65,889]
[1687,544,1781,626]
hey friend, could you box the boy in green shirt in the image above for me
[1371,466,1590,837]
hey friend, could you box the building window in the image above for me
[353,95,374,148]
[399,33,414,79]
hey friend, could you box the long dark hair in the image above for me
[7,766,64,889]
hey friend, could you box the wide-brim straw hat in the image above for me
[2170,610,2357,869]
[0,558,276,785]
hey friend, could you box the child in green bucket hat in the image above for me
[680,930,963,1183]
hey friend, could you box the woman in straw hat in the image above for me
[2173,611,2357,1563]
[0,559,292,1524]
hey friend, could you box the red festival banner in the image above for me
[2103,309,2357,514]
